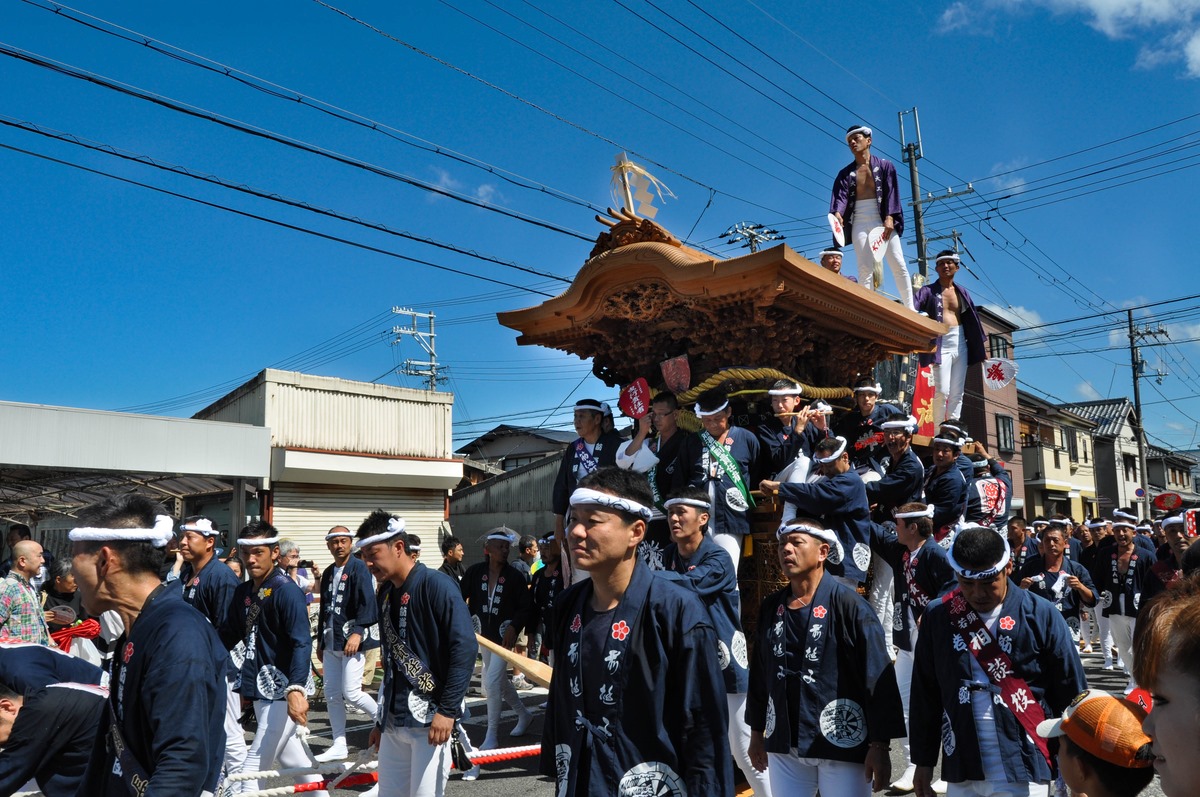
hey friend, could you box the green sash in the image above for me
[700,430,755,509]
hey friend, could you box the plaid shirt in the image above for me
[0,572,50,645]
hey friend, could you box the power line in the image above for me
[0,114,575,286]
[16,0,612,218]
[0,42,596,243]
[309,0,815,226]
[0,140,559,297]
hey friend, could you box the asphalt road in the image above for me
[294,648,1164,797]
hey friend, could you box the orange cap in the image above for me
[1036,689,1153,769]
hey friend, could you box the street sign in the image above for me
[1135,488,1146,498]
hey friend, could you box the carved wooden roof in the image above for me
[497,231,947,390]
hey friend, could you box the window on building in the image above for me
[997,415,1016,453]
[988,334,1011,359]
[1124,454,1138,482]
[1066,428,1079,462]
[1053,449,1061,469]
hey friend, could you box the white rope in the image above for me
[224,761,375,782]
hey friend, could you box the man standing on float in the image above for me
[829,124,914,310]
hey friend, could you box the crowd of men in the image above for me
[1,376,1196,797]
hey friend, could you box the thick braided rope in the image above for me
[674,367,852,431]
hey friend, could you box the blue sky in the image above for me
[2,0,1199,452]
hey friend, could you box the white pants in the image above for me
[933,326,969,427]
[852,203,914,310]
[323,649,378,746]
[241,700,326,796]
[1097,614,1116,665]
[867,555,895,650]
[481,648,527,740]
[711,533,742,577]
[895,647,915,765]
[1109,614,1136,679]
[728,693,773,797]
[377,724,450,797]
[223,679,248,781]
[948,780,1049,797]
[766,752,869,797]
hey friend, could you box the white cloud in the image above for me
[474,183,500,204]
[988,159,1029,193]
[941,0,1200,76]
[1004,304,1046,327]
[938,2,978,32]
[1077,381,1103,399]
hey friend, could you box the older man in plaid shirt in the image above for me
[0,540,50,645]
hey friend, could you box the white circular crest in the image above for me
[941,710,957,756]
[554,744,572,797]
[1134,592,1141,611]
[342,620,353,638]
[256,665,288,700]
[825,537,843,565]
[725,486,749,512]
[764,696,777,739]
[305,670,316,697]
[717,640,731,670]
[1099,590,1114,609]
[818,698,867,748]
[471,614,482,635]
[730,631,749,669]
[618,761,686,797]
[499,619,513,638]
[408,691,435,724]
[852,543,872,573]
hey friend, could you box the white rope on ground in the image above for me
[224,760,377,782]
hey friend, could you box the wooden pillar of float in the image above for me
[497,211,948,634]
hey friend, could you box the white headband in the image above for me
[354,517,406,550]
[1113,509,1139,522]
[880,416,918,432]
[180,518,219,537]
[575,399,603,412]
[853,383,882,394]
[1046,518,1068,527]
[69,514,176,548]
[819,249,843,258]
[1112,521,1136,530]
[812,400,832,413]
[694,400,729,417]
[486,531,515,543]
[894,504,934,519]
[846,126,871,141]
[767,385,804,396]
[663,497,711,511]
[324,528,353,540]
[408,541,422,552]
[569,488,653,521]
[1162,515,1184,529]
[814,437,848,464]
[948,528,1011,580]
[776,523,844,564]
[931,437,963,449]
[935,253,961,265]
[941,423,966,436]
[1086,518,1107,529]
[236,535,281,547]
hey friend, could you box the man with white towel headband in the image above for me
[71,494,228,797]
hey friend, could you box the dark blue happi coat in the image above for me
[84,585,227,797]
[659,536,747,694]
[540,561,733,796]
[870,526,955,652]
[778,472,875,583]
[317,556,380,652]
[220,568,311,701]
[376,564,476,730]
[746,574,905,761]
[911,584,1086,785]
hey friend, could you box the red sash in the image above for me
[945,588,1052,766]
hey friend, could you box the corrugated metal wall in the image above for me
[448,455,560,545]
[270,483,447,573]
[269,384,453,459]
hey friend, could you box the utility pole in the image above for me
[391,307,446,390]
[721,221,784,253]
[899,108,975,282]
[1128,309,1169,515]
